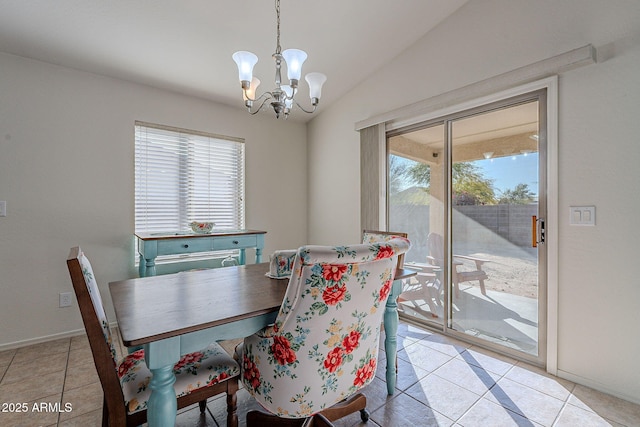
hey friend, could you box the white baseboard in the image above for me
[0,321,122,352]
[0,328,88,352]
[557,369,640,406]
[0,322,120,352]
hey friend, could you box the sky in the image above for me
[477,153,539,197]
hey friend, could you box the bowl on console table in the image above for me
[189,221,215,234]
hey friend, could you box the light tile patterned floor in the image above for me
[1,322,639,427]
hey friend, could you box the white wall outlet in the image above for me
[569,206,596,226]
[0,201,6,217]
[59,292,73,307]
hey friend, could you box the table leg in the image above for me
[138,254,146,277]
[239,249,246,265]
[144,257,157,277]
[145,339,180,427]
[147,365,177,426]
[383,278,403,395]
[255,247,262,263]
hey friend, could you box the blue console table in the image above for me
[135,229,266,277]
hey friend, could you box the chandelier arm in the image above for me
[243,88,273,103]
[280,86,297,102]
[293,99,318,114]
[247,94,274,115]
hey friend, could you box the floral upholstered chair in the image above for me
[267,249,298,279]
[237,237,411,425]
[362,229,409,270]
[67,247,240,427]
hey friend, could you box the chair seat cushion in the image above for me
[119,342,239,415]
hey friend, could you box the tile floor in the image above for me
[1,322,639,427]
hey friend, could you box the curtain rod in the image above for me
[355,44,596,131]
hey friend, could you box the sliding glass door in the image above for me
[388,123,445,326]
[449,98,545,359]
[387,91,547,363]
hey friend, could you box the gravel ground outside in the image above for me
[464,249,538,298]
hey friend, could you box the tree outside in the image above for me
[497,183,536,204]
[390,155,535,206]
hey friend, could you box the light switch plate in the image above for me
[0,201,6,217]
[569,206,595,226]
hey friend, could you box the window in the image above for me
[134,121,245,238]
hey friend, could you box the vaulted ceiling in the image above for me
[0,0,468,121]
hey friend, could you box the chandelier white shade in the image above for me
[232,51,258,83]
[232,0,326,119]
[242,77,260,103]
[305,72,327,99]
[281,49,306,81]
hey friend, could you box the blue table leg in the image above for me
[139,254,146,277]
[144,257,157,277]
[147,365,177,426]
[145,338,180,427]
[239,249,246,265]
[255,247,262,263]
[383,279,403,395]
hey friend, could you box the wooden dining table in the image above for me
[109,262,414,426]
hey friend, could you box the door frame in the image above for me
[383,77,558,371]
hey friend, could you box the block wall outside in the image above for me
[389,203,538,262]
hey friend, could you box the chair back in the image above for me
[243,237,410,418]
[268,249,298,278]
[67,247,126,417]
[362,229,408,270]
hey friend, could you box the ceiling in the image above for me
[399,101,539,147]
[389,101,540,164]
[0,0,468,122]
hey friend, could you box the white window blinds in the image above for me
[135,122,245,234]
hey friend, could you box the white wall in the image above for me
[308,0,640,403]
[0,52,308,347]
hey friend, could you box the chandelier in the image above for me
[232,0,327,119]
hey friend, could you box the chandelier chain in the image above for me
[275,0,281,54]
